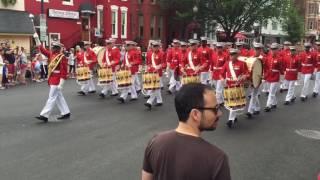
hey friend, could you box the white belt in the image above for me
[302,63,313,67]
[53,70,60,73]
[226,78,237,81]
[213,67,223,70]
[286,68,297,71]
[271,69,280,72]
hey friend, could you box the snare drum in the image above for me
[223,86,246,109]
[98,68,113,85]
[182,74,200,85]
[116,69,132,88]
[143,72,161,90]
[76,66,90,83]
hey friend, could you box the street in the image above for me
[0,80,319,180]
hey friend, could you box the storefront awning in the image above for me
[0,9,34,35]
[79,1,96,14]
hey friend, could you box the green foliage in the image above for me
[282,4,304,44]
[1,0,17,6]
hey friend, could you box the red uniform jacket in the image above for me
[264,54,282,82]
[124,49,140,75]
[283,54,300,81]
[316,51,320,72]
[221,59,249,87]
[102,47,120,72]
[211,51,228,80]
[84,48,97,70]
[167,47,182,70]
[181,49,202,75]
[239,48,249,57]
[39,46,68,86]
[198,45,212,72]
[299,51,317,74]
[146,50,165,77]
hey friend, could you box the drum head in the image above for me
[251,59,263,88]
[93,47,106,66]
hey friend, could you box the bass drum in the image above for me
[92,46,106,66]
[238,56,263,88]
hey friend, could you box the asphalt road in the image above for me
[0,79,319,180]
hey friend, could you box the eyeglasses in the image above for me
[195,105,221,114]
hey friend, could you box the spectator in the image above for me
[16,47,28,85]
[142,83,230,180]
[32,53,42,82]
[68,48,76,78]
[0,48,6,89]
[4,44,16,85]
[40,49,48,81]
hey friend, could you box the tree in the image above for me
[282,4,304,44]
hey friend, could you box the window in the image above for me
[308,19,316,30]
[158,16,163,38]
[111,5,119,38]
[120,7,128,39]
[139,15,144,37]
[272,21,277,30]
[97,5,104,31]
[150,15,155,38]
[62,0,73,6]
[263,20,268,29]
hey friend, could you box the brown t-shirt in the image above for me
[143,130,231,180]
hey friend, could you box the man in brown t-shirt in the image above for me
[142,83,231,180]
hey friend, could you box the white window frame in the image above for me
[120,7,128,39]
[49,32,61,49]
[97,5,104,31]
[62,0,74,6]
[111,5,119,39]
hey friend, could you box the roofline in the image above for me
[0,33,33,36]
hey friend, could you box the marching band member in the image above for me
[313,41,320,98]
[211,43,228,105]
[134,45,143,93]
[167,39,182,93]
[99,39,120,98]
[236,42,249,57]
[220,49,249,128]
[246,43,264,118]
[279,41,292,92]
[180,39,202,82]
[198,37,212,85]
[144,42,166,109]
[117,41,140,103]
[299,42,317,101]
[283,46,300,105]
[78,41,97,96]
[264,43,282,112]
[34,34,71,122]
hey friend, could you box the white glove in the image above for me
[33,33,41,46]
[57,79,65,90]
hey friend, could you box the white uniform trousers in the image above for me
[147,89,163,104]
[81,77,96,93]
[120,77,138,100]
[211,79,225,104]
[266,82,279,107]
[300,73,312,98]
[313,72,320,94]
[200,72,210,85]
[168,69,178,91]
[133,74,141,91]
[248,87,261,113]
[228,108,244,121]
[280,76,289,90]
[261,80,270,93]
[285,80,296,101]
[101,74,118,95]
[40,85,70,118]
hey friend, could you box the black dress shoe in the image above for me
[155,103,163,106]
[35,115,48,122]
[57,113,71,120]
[77,91,86,96]
[129,98,138,101]
[144,103,152,109]
[99,93,105,98]
[167,90,172,95]
[300,97,306,102]
[312,92,318,98]
[291,97,296,102]
[280,89,283,93]
[88,90,96,94]
[271,105,277,109]
[136,90,141,94]
[246,112,253,119]
[226,120,234,128]
[284,101,290,105]
[219,102,225,106]
[234,118,238,123]
[253,111,260,115]
[265,92,269,96]
[264,107,271,112]
[111,93,119,96]
[117,97,125,103]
